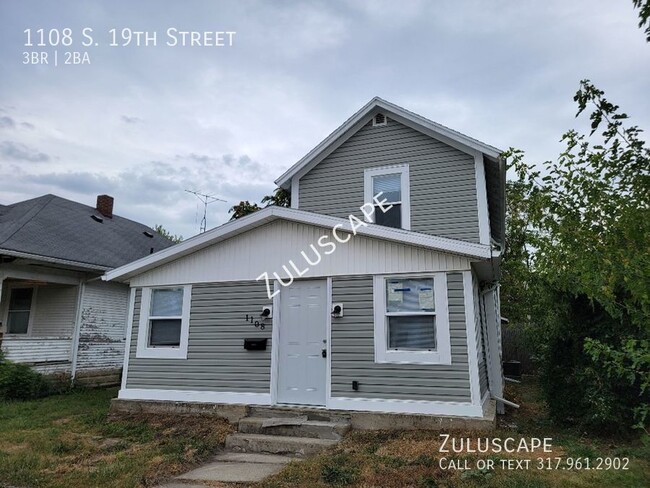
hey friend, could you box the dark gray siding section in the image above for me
[299,118,481,243]
[330,273,472,402]
[484,158,504,245]
[126,282,272,392]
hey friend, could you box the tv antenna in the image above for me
[185,189,226,233]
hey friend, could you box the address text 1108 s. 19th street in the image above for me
[21,27,236,66]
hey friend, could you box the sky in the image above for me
[1,0,648,239]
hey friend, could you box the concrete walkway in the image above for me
[156,451,299,486]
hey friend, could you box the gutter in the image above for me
[0,248,110,272]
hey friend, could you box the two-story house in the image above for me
[104,98,506,422]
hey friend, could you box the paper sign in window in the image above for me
[418,287,434,311]
[388,281,404,303]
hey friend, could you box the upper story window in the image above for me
[364,164,411,230]
[136,285,192,359]
[6,287,35,335]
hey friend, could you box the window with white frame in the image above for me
[136,285,191,359]
[6,287,34,334]
[374,273,451,364]
[363,165,410,230]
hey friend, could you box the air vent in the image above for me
[91,215,103,223]
[143,231,154,238]
[372,113,387,127]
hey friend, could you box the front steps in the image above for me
[225,406,350,458]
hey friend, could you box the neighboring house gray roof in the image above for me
[0,194,175,270]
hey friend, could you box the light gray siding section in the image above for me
[126,282,273,392]
[299,118,481,243]
[330,273,472,402]
[76,281,129,372]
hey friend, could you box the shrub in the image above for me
[0,353,50,400]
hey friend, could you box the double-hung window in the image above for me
[136,285,191,359]
[364,165,410,230]
[6,287,35,335]
[374,273,451,364]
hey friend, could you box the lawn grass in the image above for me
[258,379,650,488]
[0,387,233,487]
[1,380,648,487]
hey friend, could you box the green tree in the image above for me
[229,187,290,220]
[153,224,183,243]
[508,80,650,432]
[228,201,261,220]
[261,187,291,208]
[633,0,650,41]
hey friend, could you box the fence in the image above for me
[501,324,535,374]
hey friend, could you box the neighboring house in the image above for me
[105,97,506,418]
[0,194,173,385]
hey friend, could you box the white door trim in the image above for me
[270,279,281,404]
[274,278,328,406]
[325,277,332,408]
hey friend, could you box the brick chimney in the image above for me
[96,194,114,218]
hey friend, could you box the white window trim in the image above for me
[363,164,411,230]
[373,273,451,365]
[3,284,37,336]
[136,285,191,359]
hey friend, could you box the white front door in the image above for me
[277,279,327,406]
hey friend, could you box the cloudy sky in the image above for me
[1,0,648,239]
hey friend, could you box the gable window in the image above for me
[6,287,35,335]
[373,273,451,364]
[364,165,410,230]
[136,285,191,359]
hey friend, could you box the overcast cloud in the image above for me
[1,0,648,238]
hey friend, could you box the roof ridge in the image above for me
[0,194,55,246]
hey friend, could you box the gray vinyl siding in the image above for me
[330,273,472,402]
[126,282,273,392]
[299,118,481,243]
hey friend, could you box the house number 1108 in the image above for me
[245,314,265,330]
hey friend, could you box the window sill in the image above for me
[135,347,187,360]
[375,349,451,365]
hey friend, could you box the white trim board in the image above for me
[118,388,272,405]
[327,396,484,418]
[462,270,483,408]
[117,389,483,417]
[135,285,192,359]
[103,206,491,283]
[120,288,137,391]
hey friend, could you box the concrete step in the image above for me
[249,405,351,423]
[225,433,338,457]
[238,416,350,440]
